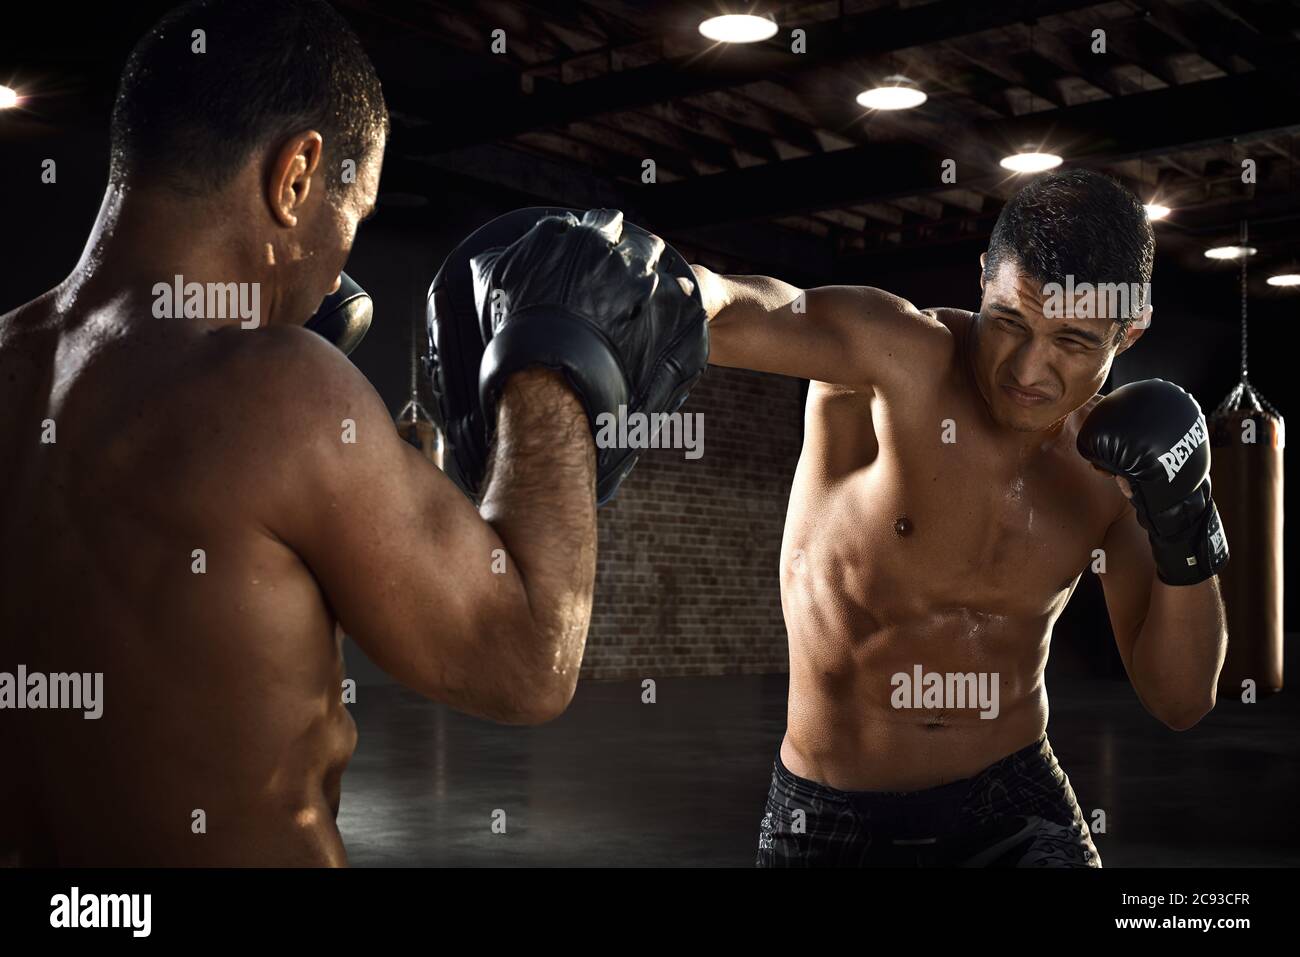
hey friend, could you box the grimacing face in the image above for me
[970,258,1141,433]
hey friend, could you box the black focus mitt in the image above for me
[427,207,708,505]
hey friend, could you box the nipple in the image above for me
[893,516,913,538]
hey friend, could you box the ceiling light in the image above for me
[856,76,927,111]
[1000,151,1063,173]
[1204,246,1257,260]
[698,14,778,43]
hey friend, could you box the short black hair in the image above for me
[110,0,387,196]
[984,168,1154,345]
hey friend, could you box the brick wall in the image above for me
[582,365,805,679]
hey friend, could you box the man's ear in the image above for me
[978,252,987,291]
[1115,304,1151,355]
[267,131,324,228]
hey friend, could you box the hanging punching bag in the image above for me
[1210,392,1285,694]
[1209,230,1285,696]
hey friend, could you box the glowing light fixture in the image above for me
[698,14,778,43]
[0,85,19,110]
[1204,245,1257,260]
[856,76,927,111]
[1266,273,1300,287]
[999,151,1063,173]
[1144,203,1170,221]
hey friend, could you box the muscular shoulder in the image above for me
[868,297,961,394]
[806,286,957,392]
[173,326,392,506]
[204,325,378,434]
[0,290,60,352]
[920,307,974,333]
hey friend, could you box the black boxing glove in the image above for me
[305,272,372,355]
[1077,379,1228,585]
[429,207,707,505]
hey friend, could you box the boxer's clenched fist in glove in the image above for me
[1077,378,1228,585]
[429,207,708,505]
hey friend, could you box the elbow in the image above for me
[526,676,579,725]
[497,671,578,726]
[502,597,590,724]
[1163,713,1206,732]
[471,588,589,723]
[1159,695,1216,732]
[489,620,582,725]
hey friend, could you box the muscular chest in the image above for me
[880,440,1091,610]
[798,388,1109,619]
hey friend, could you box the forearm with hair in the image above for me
[479,369,597,686]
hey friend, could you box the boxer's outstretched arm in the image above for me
[263,331,595,725]
[691,265,948,387]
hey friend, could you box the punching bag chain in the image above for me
[1239,221,1249,381]
[1213,220,1281,421]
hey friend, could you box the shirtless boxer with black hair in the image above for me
[695,168,1228,867]
[0,0,706,865]
[0,0,594,867]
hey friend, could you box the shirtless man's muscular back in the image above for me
[0,0,600,865]
[696,168,1229,867]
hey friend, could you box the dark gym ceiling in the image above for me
[347,0,1300,284]
[5,0,1300,285]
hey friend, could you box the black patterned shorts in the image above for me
[756,735,1100,867]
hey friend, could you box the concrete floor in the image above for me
[338,674,1300,867]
